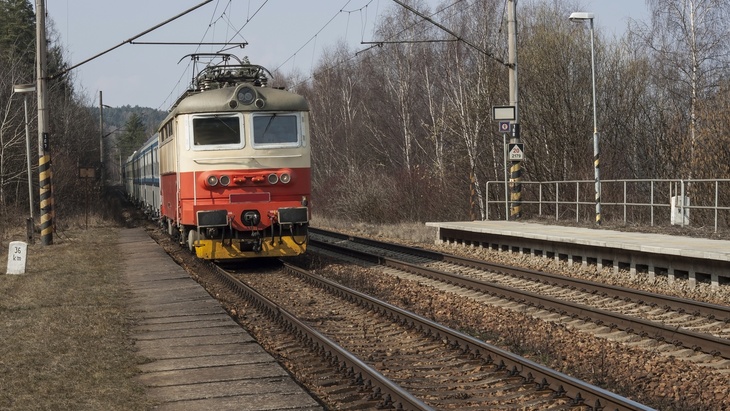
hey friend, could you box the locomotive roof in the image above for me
[159,84,309,131]
[158,57,308,131]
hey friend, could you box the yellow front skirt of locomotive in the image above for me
[193,236,307,260]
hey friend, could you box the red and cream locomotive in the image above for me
[127,54,310,259]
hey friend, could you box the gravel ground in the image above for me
[311,217,730,306]
[434,240,730,306]
[310,218,730,410]
[306,254,730,410]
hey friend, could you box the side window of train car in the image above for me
[161,121,173,143]
[190,114,244,150]
[251,113,300,148]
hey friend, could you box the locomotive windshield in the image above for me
[252,114,299,147]
[191,114,243,149]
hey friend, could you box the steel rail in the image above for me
[281,263,654,411]
[209,264,434,411]
[309,227,730,323]
[309,232,730,359]
[309,228,730,323]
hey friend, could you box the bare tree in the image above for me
[430,0,504,220]
[305,42,368,180]
[0,46,35,216]
[637,0,730,181]
[519,2,591,182]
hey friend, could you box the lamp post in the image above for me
[569,11,601,225]
[12,83,36,242]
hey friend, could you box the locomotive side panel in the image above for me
[159,120,178,227]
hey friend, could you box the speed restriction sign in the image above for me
[508,143,524,161]
[498,121,511,133]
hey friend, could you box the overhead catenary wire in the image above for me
[218,0,269,50]
[389,0,507,66]
[293,0,472,90]
[50,0,215,80]
[161,0,236,110]
[269,0,355,74]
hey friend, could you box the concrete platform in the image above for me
[120,227,322,411]
[427,221,730,288]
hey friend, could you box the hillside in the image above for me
[92,105,167,136]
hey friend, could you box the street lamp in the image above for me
[569,11,602,225]
[12,83,36,242]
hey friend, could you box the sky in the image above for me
[45,0,650,110]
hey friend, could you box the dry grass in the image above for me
[311,213,438,245]
[0,226,153,410]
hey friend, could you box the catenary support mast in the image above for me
[36,0,53,245]
[508,0,522,219]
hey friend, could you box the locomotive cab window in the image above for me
[252,113,300,148]
[190,114,244,150]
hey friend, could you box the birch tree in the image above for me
[438,0,503,220]
[638,0,730,180]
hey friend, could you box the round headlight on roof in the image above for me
[279,173,291,184]
[267,173,279,185]
[219,175,231,186]
[237,86,256,105]
[206,175,219,187]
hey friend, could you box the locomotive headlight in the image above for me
[267,173,279,185]
[237,87,256,105]
[219,175,231,186]
[279,173,291,184]
[206,175,219,187]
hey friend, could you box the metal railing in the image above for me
[486,179,730,232]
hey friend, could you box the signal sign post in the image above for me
[493,106,524,221]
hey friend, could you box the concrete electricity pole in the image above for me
[507,0,522,219]
[36,0,53,245]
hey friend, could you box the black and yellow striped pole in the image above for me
[509,142,522,220]
[39,145,53,244]
[469,172,477,220]
[36,0,53,245]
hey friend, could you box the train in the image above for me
[124,54,310,260]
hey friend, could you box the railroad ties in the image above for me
[119,228,321,411]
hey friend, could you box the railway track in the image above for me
[210,261,652,410]
[308,228,730,362]
[146,222,728,409]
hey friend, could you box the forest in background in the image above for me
[293,0,730,227]
[1,0,729,234]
